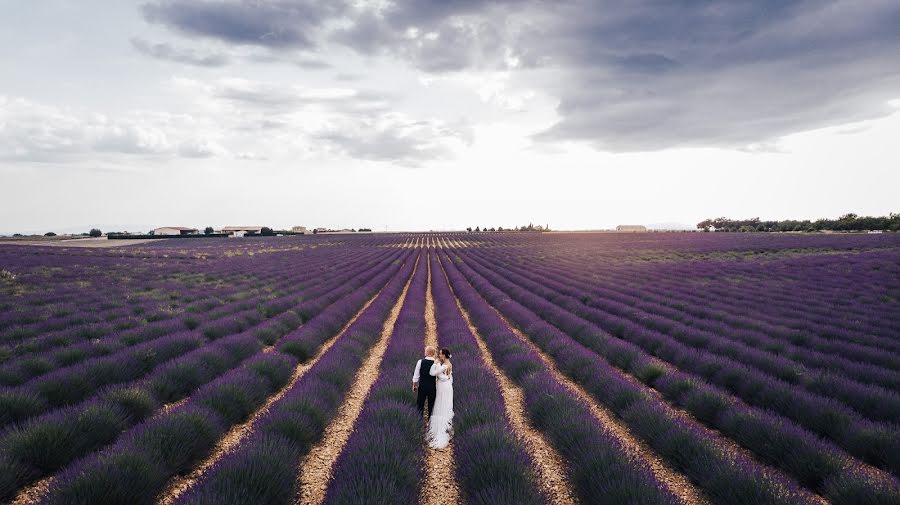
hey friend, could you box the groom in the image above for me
[412,345,437,416]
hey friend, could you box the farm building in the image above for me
[152,227,198,236]
[616,225,648,232]
[223,226,264,238]
[291,226,308,234]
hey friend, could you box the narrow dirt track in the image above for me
[421,252,461,505]
[453,260,713,505]
[437,253,576,505]
[8,477,52,505]
[156,279,395,505]
[296,256,420,505]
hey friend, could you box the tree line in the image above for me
[466,223,550,232]
[697,213,899,232]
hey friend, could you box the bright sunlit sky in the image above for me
[1,1,898,233]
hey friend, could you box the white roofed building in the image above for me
[222,226,264,237]
[153,227,198,236]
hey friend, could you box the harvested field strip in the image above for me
[436,251,575,505]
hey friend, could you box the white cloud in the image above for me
[0,96,228,162]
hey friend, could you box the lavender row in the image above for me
[322,251,428,504]
[541,247,899,351]
[504,252,900,388]
[0,333,261,501]
[0,248,401,425]
[467,250,900,422]
[430,251,547,504]
[448,251,900,503]
[438,250,682,505]
[1,241,382,349]
[276,252,411,361]
[467,232,899,343]
[40,351,297,505]
[0,332,205,428]
[459,250,900,471]
[0,249,407,500]
[541,251,900,363]
[174,250,417,505]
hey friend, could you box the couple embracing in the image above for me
[411,346,454,449]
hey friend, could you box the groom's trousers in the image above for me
[417,387,437,416]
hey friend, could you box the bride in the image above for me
[428,348,454,449]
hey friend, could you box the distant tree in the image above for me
[475,226,481,232]
[44,232,56,237]
[466,227,472,233]
[313,229,318,234]
[204,226,214,235]
[498,226,504,232]
[13,233,23,237]
[260,227,275,236]
[489,227,496,232]
[696,212,899,232]
[89,229,102,237]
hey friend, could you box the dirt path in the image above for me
[156,279,395,505]
[8,477,52,505]
[421,252,461,505]
[0,238,164,248]
[436,253,576,505]
[296,256,420,505]
[452,263,712,505]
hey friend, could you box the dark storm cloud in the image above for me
[141,0,347,49]
[140,0,900,151]
[532,0,900,150]
[130,38,230,67]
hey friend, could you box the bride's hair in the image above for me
[440,348,452,375]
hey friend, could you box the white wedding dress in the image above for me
[428,362,454,449]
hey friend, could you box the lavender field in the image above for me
[0,232,897,505]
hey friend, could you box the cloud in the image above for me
[311,114,472,166]
[175,78,470,166]
[141,0,346,49]
[529,0,900,150]
[139,0,900,152]
[130,37,230,67]
[0,96,227,162]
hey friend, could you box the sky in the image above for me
[1,0,898,233]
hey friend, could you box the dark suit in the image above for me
[416,358,437,416]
